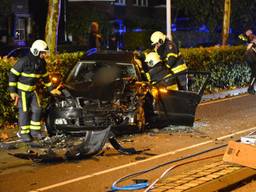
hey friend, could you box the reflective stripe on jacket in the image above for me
[8,53,53,93]
[158,39,188,75]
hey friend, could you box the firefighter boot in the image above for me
[30,130,44,140]
[17,132,32,142]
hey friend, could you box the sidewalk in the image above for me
[202,87,248,102]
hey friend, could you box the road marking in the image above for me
[30,126,256,192]
[200,94,247,106]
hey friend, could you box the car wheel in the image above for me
[45,109,57,136]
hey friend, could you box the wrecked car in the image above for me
[46,52,209,131]
[43,52,209,156]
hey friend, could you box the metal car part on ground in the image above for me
[1,128,141,162]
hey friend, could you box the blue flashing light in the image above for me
[115,19,123,25]
[171,24,177,32]
[16,40,26,46]
[114,29,126,33]
[198,25,209,33]
[132,28,142,32]
[86,48,97,56]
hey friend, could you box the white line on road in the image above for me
[30,126,256,192]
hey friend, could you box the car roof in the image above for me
[82,51,133,63]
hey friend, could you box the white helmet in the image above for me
[245,29,253,37]
[150,31,166,45]
[30,40,49,56]
[145,52,161,67]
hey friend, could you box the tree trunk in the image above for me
[222,0,231,46]
[45,0,61,54]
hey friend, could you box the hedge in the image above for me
[0,46,250,126]
[182,45,250,92]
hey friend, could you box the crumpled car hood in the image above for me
[63,80,124,101]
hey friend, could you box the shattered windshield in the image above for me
[65,61,137,84]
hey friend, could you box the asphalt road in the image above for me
[0,93,256,192]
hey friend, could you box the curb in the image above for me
[202,87,248,102]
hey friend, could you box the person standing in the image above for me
[8,40,61,142]
[244,29,256,94]
[88,21,102,50]
[150,31,188,90]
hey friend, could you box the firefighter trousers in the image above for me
[17,90,42,135]
[248,62,256,91]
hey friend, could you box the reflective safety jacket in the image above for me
[8,52,53,93]
[145,61,178,90]
[145,61,169,83]
[157,39,188,75]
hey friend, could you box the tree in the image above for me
[0,0,11,16]
[222,0,231,45]
[231,0,256,34]
[45,0,61,54]
[172,0,256,44]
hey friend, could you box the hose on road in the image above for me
[111,142,228,191]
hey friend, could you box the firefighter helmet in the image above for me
[150,31,166,45]
[245,29,253,37]
[145,52,161,67]
[30,40,49,56]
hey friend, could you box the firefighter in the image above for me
[132,50,151,81]
[244,29,256,94]
[144,51,178,90]
[8,40,61,142]
[150,31,188,90]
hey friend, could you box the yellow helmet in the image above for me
[145,52,161,67]
[30,40,49,56]
[150,31,166,45]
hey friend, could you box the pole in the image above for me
[166,0,172,40]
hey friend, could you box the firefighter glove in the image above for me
[50,89,62,95]
[10,92,19,100]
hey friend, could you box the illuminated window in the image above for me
[15,17,26,41]
[133,0,148,7]
[114,0,126,5]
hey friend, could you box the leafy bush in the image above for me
[0,46,251,126]
[182,45,250,92]
[0,57,18,126]
[46,51,84,76]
